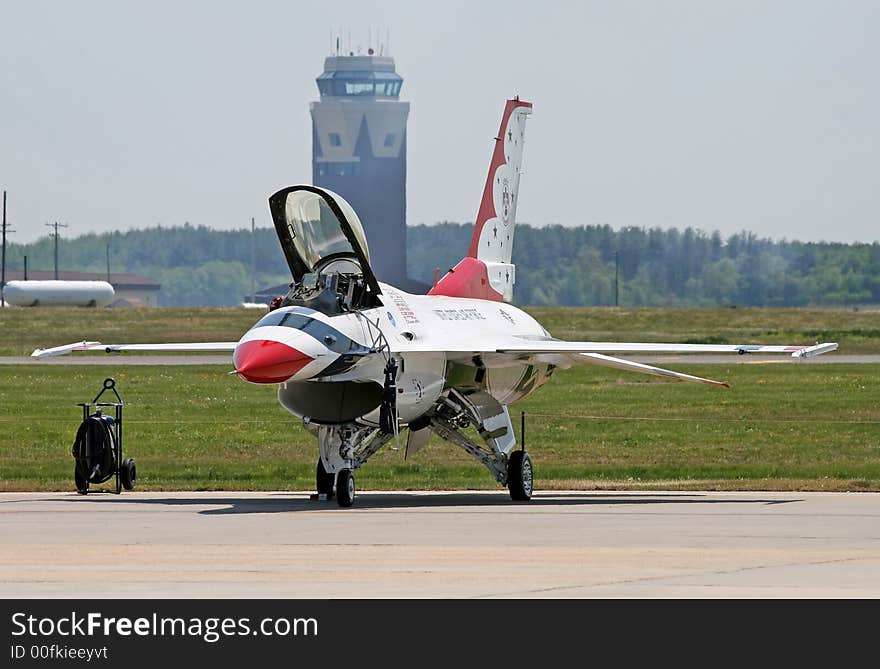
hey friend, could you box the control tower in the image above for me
[311,52,413,288]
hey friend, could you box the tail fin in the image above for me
[429,98,532,302]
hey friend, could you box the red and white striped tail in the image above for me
[430,98,532,302]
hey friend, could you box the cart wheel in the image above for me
[74,465,89,495]
[121,458,137,491]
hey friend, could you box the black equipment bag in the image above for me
[72,414,117,484]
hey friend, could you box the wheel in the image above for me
[316,458,335,498]
[74,465,89,495]
[507,450,533,501]
[121,458,137,491]
[336,469,355,508]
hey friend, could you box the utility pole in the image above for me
[106,242,111,283]
[45,221,68,280]
[614,250,619,307]
[250,217,256,302]
[1,191,7,307]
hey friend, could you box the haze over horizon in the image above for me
[2,1,878,245]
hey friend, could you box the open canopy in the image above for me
[268,185,381,301]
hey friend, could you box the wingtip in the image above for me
[793,342,839,358]
[29,340,102,359]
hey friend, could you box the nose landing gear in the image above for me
[314,424,395,508]
[336,469,355,507]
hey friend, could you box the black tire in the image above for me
[121,458,137,491]
[74,465,89,495]
[316,458,335,498]
[336,469,355,508]
[507,450,533,501]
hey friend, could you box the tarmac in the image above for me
[1,490,878,598]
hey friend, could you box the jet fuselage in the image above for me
[232,283,555,426]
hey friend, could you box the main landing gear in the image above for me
[429,389,535,502]
[507,450,533,501]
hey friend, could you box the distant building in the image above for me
[3,270,160,307]
[311,52,424,292]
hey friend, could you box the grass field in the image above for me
[2,305,880,356]
[1,307,254,356]
[1,360,878,492]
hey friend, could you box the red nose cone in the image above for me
[233,340,314,384]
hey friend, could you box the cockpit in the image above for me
[268,186,382,314]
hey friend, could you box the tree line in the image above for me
[5,222,880,307]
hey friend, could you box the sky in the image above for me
[1,0,878,244]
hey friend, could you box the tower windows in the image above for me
[316,71,403,98]
[345,82,375,96]
[317,161,360,177]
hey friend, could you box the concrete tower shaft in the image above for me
[310,55,411,288]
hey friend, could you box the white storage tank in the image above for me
[4,280,115,307]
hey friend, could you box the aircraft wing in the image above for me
[390,338,837,387]
[31,341,238,358]
[391,338,838,358]
[494,341,839,358]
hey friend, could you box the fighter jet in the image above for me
[33,99,837,506]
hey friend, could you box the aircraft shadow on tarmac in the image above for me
[53,492,803,515]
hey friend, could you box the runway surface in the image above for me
[1,490,878,598]
[3,354,879,365]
